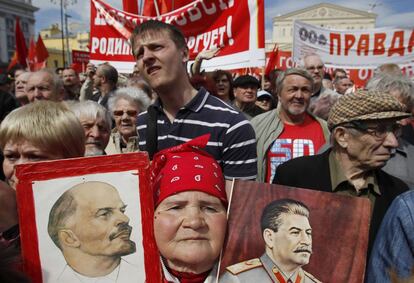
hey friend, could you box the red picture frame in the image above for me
[15,152,162,283]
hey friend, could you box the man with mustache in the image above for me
[62,68,81,100]
[69,100,112,156]
[221,199,320,283]
[48,181,137,282]
[274,90,410,255]
[251,68,330,183]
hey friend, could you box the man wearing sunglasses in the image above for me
[273,90,410,254]
[302,54,339,110]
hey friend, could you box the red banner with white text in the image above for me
[90,0,265,73]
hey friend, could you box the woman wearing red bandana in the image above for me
[150,134,228,283]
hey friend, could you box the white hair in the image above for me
[67,100,112,129]
[108,87,151,113]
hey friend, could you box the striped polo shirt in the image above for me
[136,88,257,180]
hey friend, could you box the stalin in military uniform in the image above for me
[220,199,321,283]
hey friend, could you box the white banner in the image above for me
[293,21,414,69]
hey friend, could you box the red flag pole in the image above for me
[265,44,279,76]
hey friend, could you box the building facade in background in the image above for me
[0,0,38,65]
[267,3,377,51]
[40,23,89,68]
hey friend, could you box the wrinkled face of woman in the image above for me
[3,139,64,189]
[154,191,227,274]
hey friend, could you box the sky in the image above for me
[32,0,414,38]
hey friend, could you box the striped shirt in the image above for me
[137,88,257,180]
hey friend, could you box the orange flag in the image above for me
[7,51,19,71]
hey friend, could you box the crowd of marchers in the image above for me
[0,20,414,283]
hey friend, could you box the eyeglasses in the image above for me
[344,121,402,139]
[113,110,138,117]
[306,65,324,71]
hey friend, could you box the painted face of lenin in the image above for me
[48,181,136,261]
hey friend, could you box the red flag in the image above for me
[15,17,28,68]
[122,0,138,14]
[143,0,193,16]
[36,34,49,62]
[28,37,36,66]
[265,44,278,76]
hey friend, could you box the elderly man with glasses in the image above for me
[301,54,339,108]
[273,90,410,255]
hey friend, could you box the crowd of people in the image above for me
[0,19,414,282]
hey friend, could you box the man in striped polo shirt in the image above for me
[130,20,257,188]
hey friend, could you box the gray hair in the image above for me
[67,100,112,129]
[366,74,414,111]
[126,76,152,98]
[108,87,151,114]
[276,68,314,96]
[29,69,64,96]
[298,53,323,68]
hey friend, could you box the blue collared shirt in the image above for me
[366,190,414,282]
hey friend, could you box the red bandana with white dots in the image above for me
[150,134,227,207]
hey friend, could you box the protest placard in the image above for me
[219,180,370,283]
[15,152,162,283]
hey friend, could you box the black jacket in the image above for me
[273,149,409,255]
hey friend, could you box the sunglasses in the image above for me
[113,110,138,117]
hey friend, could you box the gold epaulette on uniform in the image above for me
[226,258,263,275]
[303,270,322,283]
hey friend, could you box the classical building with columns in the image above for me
[266,3,377,51]
[0,0,38,65]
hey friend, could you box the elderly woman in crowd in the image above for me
[14,71,30,106]
[150,134,227,283]
[106,87,150,154]
[68,100,112,156]
[0,101,85,248]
